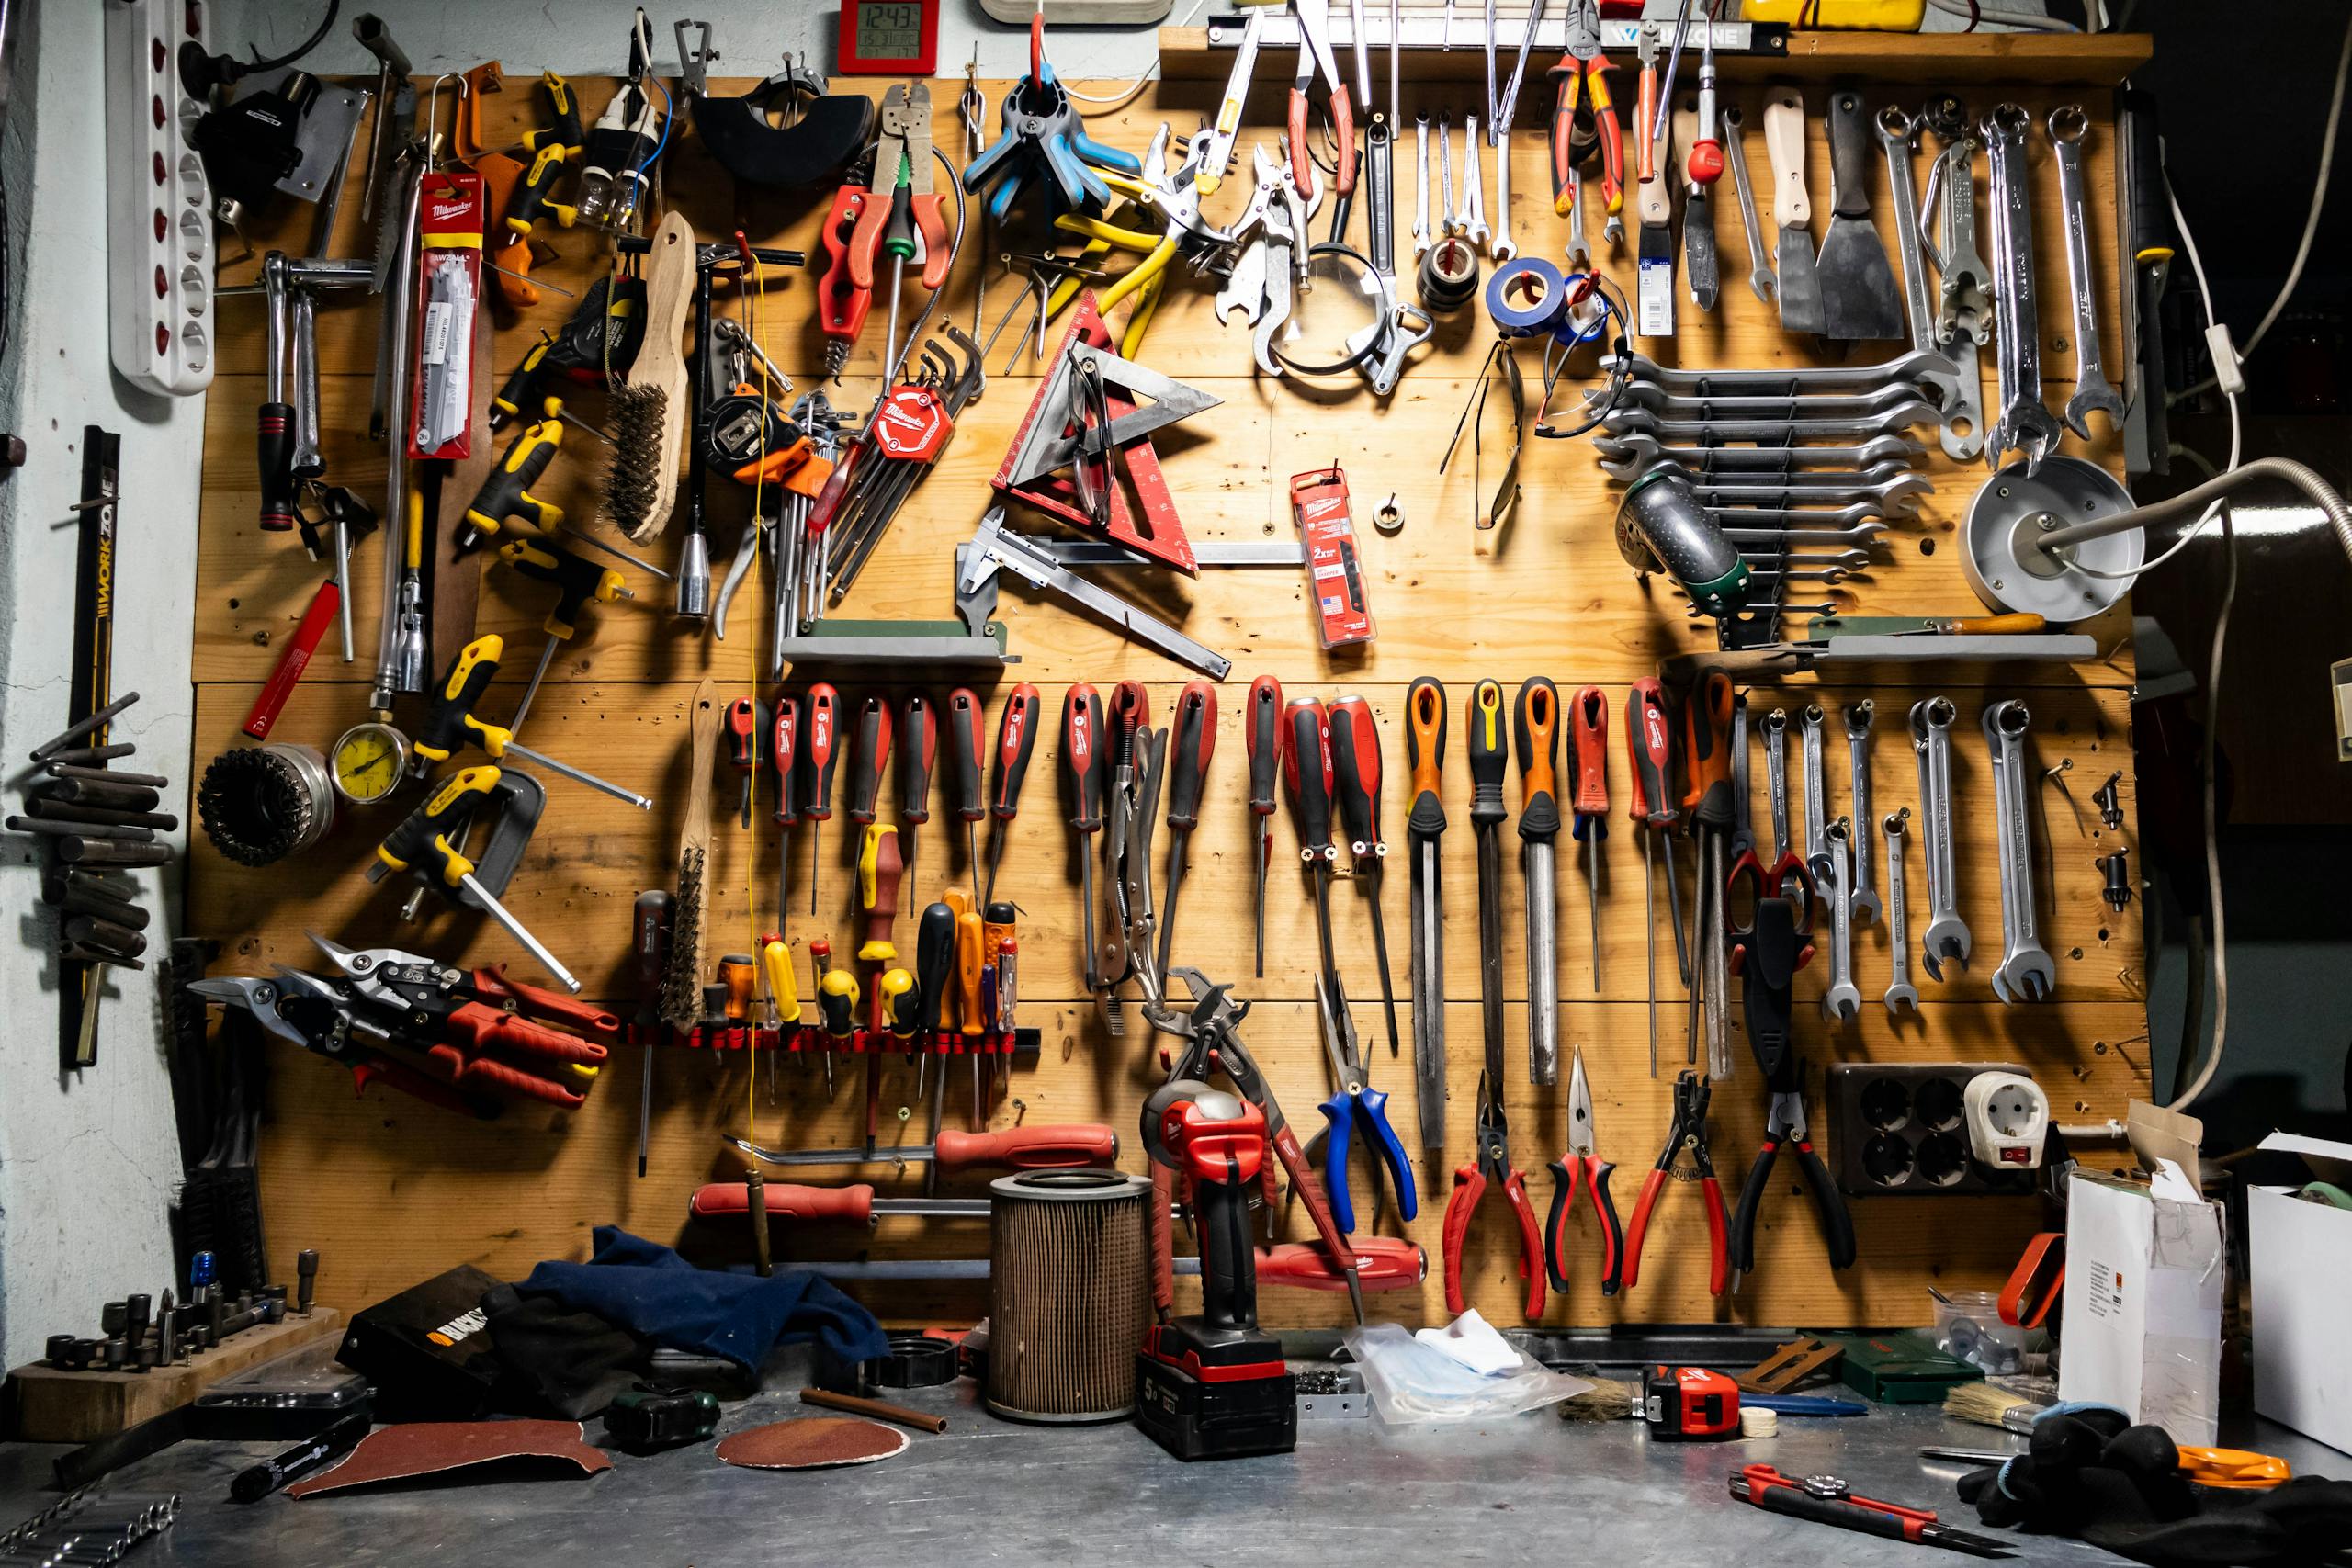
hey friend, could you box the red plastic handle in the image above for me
[816,186,875,344]
[1258,1235,1425,1292]
[992,683,1042,819]
[690,1182,877,1225]
[1569,685,1610,817]
[931,1123,1117,1170]
[471,964,621,1038]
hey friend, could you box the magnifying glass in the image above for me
[1269,243,1391,378]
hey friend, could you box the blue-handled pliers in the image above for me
[959,59,1141,224]
[1306,972,1416,1234]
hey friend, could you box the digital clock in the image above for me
[839,0,938,75]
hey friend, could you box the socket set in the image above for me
[42,1247,319,1373]
[3,1490,178,1563]
[1826,1063,2038,1198]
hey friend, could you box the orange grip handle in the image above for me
[931,1124,1117,1170]
[1635,62,1657,185]
[1680,670,1736,823]
[1331,87,1356,196]
[1569,686,1609,817]
[690,1182,876,1225]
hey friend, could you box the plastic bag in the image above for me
[1341,1319,1593,1423]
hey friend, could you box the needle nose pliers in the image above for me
[1544,1049,1625,1296]
[1304,983,1416,1235]
[1620,1068,1729,1295]
[1443,1073,1545,1320]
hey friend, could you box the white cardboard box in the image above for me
[2249,1131,2352,1454]
[2059,1165,2223,1446]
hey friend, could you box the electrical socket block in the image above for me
[1826,1063,2041,1199]
[1962,1071,2050,1170]
[107,0,216,396]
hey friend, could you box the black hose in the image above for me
[244,0,342,72]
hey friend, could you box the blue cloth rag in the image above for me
[518,1226,888,1373]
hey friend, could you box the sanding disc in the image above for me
[717,1417,909,1470]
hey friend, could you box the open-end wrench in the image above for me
[1600,406,1945,444]
[1909,696,1970,980]
[1565,162,1592,269]
[1820,817,1861,1022]
[1719,523,1890,549]
[1414,112,1431,256]
[1982,105,2064,474]
[1461,112,1489,248]
[1604,349,1959,395]
[1984,699,2055,1003]
[1439,113,1456,235]
[2048,106,2125,439]
[1762,707,1791,861]
[1800,704,1830,886]
[1842,701,1880,926]
[1708,502,1917,532]
[1719,103,1775,304]
[1596,433,1926,473]
[1882,807,1917,1013]
[1873,107,1971,452]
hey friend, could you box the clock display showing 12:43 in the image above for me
[840,0,938,74]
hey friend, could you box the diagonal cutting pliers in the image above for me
[1544,1048,1625,1296]
[1620,1068,1729,1295]
[1443,1073,1545,1320]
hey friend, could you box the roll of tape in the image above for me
[1740,1404,1779,1439]
[1486,257,1571,338]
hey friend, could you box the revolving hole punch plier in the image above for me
[1443,1073,1546,1321]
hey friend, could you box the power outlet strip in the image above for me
[1826,1062,2040,1199]
[107,0,216,397]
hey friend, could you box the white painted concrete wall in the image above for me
[0,1,203,1373]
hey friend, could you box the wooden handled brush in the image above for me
[660,677,723,1031]
[605,210,697,543]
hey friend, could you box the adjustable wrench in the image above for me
[1872,107,1972,455]
[1881,807,1917,1013]
[1414,112,1431,257]
[1800,705,1830,886]
[1730,694,1755,860]
[1820,817,1861,1022]
[1606,348,1958,397]
[1718,524,1890,550]
[1908,696,1970,980]
[1461,113,1489,248]
[1982,105,2064,474]
[1984,699,2055,1003]
[1842,701,1880,926]
[1721,103,1775,304]
[1762,707,1791,861]
[2048,106,2125,438]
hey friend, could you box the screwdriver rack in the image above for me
[187,43,2148,1331]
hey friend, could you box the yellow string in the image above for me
[744,247,774,1149]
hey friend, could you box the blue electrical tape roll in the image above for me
[1486,257,1571,338]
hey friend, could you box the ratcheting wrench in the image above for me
[1872,107,1970,451]
[1882,807,1918,1013]
[1799,705,1830,886]
[2048,105,2125,437]
[1984,699,2055,1003]
[1910,697,1970,980]
[1461,113,1488,248]
[1917,97,1990,464]
[1762,707,1792,863]
[1413,112,1431,256]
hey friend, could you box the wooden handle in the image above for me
[1636,108,1673,226]
[1762,89,1811,230]
[798,1388,948,1433]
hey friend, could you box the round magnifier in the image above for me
[1269,243,1390,378]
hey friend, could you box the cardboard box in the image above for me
[2058,1164,2223,1446]
[2248,1132,2352,1454]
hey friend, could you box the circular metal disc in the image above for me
[1959,456,2142,621]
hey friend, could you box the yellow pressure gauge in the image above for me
[330,722,411,806]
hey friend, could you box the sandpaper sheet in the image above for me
[715,1416,909,1470]
[287,1419,611,1497]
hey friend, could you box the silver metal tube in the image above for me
[1525,840,1557,1087]
[501,740,653,810]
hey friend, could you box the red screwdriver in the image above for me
[773,694,801,922]
[846,694,894,850]
[1158,679,1218,983]
[1625,676,1683,1077]
[898,692,935,914]
[725,696,763,829]
[984,682,1041,907]
[944,688,986,907]
[1245,674,1284,977]
[1062,684,1105,1005]
[1570,686,1610,993]
[1328,694,1399,1059]
[803,682,842,914]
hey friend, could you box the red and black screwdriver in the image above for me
[725,697,763,829]
[1157,679,1218,982]
[1245,674,1283,977]
[944,687,986,908]
[773,694,800,922]
[898,692,935,914]
[984,682,1040,907]
[803,682,842,915]
[1328,694,1399,1059]
[1062,684,1105,1003]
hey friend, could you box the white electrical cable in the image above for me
[1920,0,2078,33]
[1058,0,1212,108]
[2174,7,2352,402]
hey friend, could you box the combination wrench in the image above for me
[1981,105,2064,474]
[1414,112,1431,257]
[1800,705,1831,886]
[1762,708,1791,861]
[1919,99,1990,465]
[2048,105,2125,438]
[1461,112,1489,249]
[1873,107,1976,461]
[1984,699,2056,1003]
[1909,696,1970,980]
[1820,818,1861,1022]
[1882,807,1918,1013]
[1595,433,1926,473]
[1843,701,1880,926]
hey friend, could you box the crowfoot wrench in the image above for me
[1820,817,1861,1022]
[2048,106,2124,438]
[1842,701,1880,926]
[1414,112,1432,257]
[1984,699,2054,1003]
[1881,807,1918,1013]
[1909,696,1970,980]
[1722,103,1775,304]
[1982,106,2064,474]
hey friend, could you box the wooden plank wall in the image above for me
[190,55,2148,1331]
